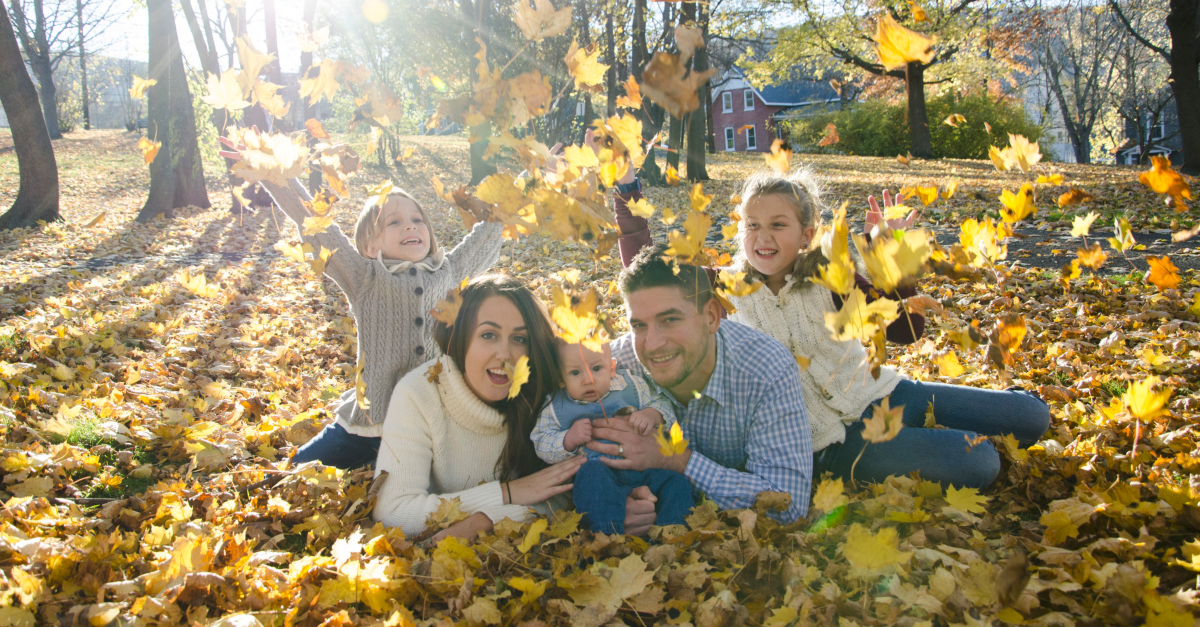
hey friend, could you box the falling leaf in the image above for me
[83,212,106,228]
[1107,216,1135,253]
[1138,155,1192,206]
[655,422,689,456]
[873,14,936,71]
[664,211,712,263]
[817,123,839,146]
[430,280,467,326]
[688,183,713,213]
[616,76,642,109]
[942,113,966,127]
[626,198,655,219]
[302,215,334,237]
[896,152,912,166]
[514,0,572,41]
[252,80,291,119]
[564,40,608,93]
[765,138,793,173]
[988,145,1010,172]
[505,355,530,400]
[944,485,988,513]
[812,204,855,295]
[861,396,905,444]
[1058,187,1096,208]
[854,228,931,293]
[900,185,937,207]
[137,137,161,165]
[309,246,336,275]
[1007,134,1042,173]
[1037,173,1064,186]
[812,478,848,512]
[908,1,929,22]
[665,164,681,186]
[1123,376,1170,421]
[842,523,912,574]
[1145,255,1180,291]
[999,183,1036,223]
[129,76,156,99]
[1076,242,1108,270]
[355,362,370,410]
[825,288,900,343]
[306,118,330,139]
[299,59,343,106]
[984,121,993,134]
[550,285,602,351]
[202,70,251,112]
[942,180,960,199]
[640,51,717,118]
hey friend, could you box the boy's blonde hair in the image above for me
[352,189,440,258]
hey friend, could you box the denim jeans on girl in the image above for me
[573,460,694,534]
[813,379,1050,487]
[292,422,381,469]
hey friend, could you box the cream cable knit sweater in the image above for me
[728,277,901,452]
[373,355,537,534]
[261,179,503,431]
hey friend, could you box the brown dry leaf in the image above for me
[640,51,717,118]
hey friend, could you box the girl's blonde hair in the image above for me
[352,189,440,258]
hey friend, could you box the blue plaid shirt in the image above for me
[612,320,812,522]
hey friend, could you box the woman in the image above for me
[372,274,585,540]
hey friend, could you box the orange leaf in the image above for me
[817,123,839,147]
[1145,255,1180,291]
[1138,155,1192,207]
[873,14,936,71]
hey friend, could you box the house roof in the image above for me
[716,68,840,108]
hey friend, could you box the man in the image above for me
[590,244,813,525]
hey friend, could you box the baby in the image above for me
[531,340,694,534]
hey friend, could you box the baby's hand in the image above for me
[628,408,664,435]
[563,419,593,452]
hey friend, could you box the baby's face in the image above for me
[559,343,615,403]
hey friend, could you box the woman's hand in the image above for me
[430,511,493,544]
[865,189,921,237]
[506,455,585,506]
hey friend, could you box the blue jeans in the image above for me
[573,460,695,534]
[814,380,1050,488]
[292,422,381,470]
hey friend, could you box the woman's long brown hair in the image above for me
[433,274,560,481]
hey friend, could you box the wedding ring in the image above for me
[618,444,625,457]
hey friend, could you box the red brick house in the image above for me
[711,70,840,153]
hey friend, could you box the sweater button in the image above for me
[415,345,425,356]
[414,316,424,327]
[409,268,417,276]
[414,286,424,295]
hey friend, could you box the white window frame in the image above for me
[724,127,735,151]
[743,89,755,111]
[744,124,757,150]
[721,91,733,113]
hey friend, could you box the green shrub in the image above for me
[789,90,1042,159]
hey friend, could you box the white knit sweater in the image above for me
[728,276,902,452]
[372,355,537,535]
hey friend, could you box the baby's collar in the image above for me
[375,248,445,274]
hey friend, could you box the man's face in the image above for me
[625,285,720,395]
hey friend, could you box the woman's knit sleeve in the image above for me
[371,378,532,534]
[445,221,505,285]
[260,179,374,302]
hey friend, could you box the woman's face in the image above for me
[462,295,530,403]
[741,194,815,281]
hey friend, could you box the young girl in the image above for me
[257,177,504,469]
[613,170,1049,487]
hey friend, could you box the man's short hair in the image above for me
[618,244,713,311]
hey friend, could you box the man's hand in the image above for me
[562,419,593,452]
[588,417,691,474]
[628,408,664,435]
[625,486,657,536]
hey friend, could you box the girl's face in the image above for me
[741,194,816,281]
[462,295,530,403]
[366,197,432,262]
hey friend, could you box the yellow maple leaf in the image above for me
[664,211,712,263]
[812,477,848,513]
[861,396,904,444]
[655,422,689,456]
[616,75,642,109]
[853,229,931,293]
[1123,376,1171,421]
[1145,255,1181,291]
[309,246,336,275]
[1036,173,1064,185]
[129,76,156,99]
[514,0,571,41]
[505,355,530,400]
[563,144,599,170]
[550,285,602,351]
[842,523,912,574]
[689,183,713,213]
[900,185,938,207]
[665,164,680,186]
[252,80,290,119]
[626,198,655,219]
[300,58,342,105]
[942,179,960,199]
[177,270,221,299]
[235,35,274,95]
[1010,134,1042,173]
[303,215,334,237]
[564,40,608,92]
[430,279,467,326]
[355,361,370,410]
[942,113,965,127]
[765,138,792,173]
[137,137,161,165]
[1069,211,1098,237]
[825,288,900,344]
[1107,216,1136,253]
[715,270,762,298]
[944,485,988,513]
[1076,242,1108,270]
[935,351,964,377]
[999,183,1036,223]
[202,69,251,111]
[908,1,929,22]
[813,205,855,295]
[817,123,839,147]
[988,145,1011,172]
[873,13,936,71]
[1139,155,1192,206]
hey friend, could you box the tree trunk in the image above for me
[9,0,61,138]
[667,114,683,171]
[139,0,210,220]
[0,1,59,228]
[1166,0,1200,174]
[631,0,663,185]
[905,62,932,159]
[302,0,322,193]
[460,0,497,184]
[684,2,709,180]
[604,7,616,116]
[75,0,89,130]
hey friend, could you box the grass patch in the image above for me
[1048,371,1073,387]
[1097,379,1128,398]
[1106,271,1145,285]
[84,472,158,500]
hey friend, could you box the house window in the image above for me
[743,89,755,111]
[724,127,735,151]
[722,92,732,113]
[744,124,757,150]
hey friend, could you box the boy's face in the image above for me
[365,197,432,262]
[559,342,616,403]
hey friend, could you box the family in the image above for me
[255,150,1051,542]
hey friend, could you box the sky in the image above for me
[95,0,310,74]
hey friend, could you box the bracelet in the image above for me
[503,482,512,505]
